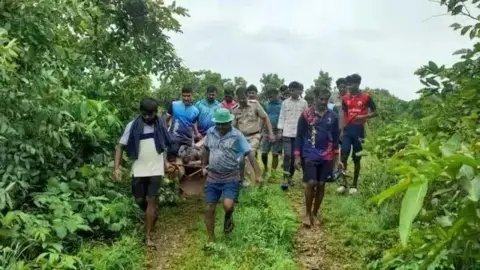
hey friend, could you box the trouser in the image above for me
[282,137,296,179]
[240,133,261,185]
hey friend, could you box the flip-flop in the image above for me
[224,217,234,233]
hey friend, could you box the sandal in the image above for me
[224,216,234,233]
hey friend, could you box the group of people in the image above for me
[112,73,377,246]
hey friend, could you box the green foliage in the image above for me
[155,68,231,108]
[224,76,248,90]
[77,235,145,270]
[0,0,187,268]
[367,2,480,268]
[364,88,411,128]
[258,73,285,101]
[171,186,298,270]
[306,70,332,97]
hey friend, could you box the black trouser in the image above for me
[282,137,296,178]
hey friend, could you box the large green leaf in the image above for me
[399,180,428,246]
[369,178,411,205]
[460,174,480,202]
[440,134,462,157]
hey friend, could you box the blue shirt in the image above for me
[195,99,222,135]
[264,100,282,129]
[295,109,340,162]
[204,127,251,183]
[167,100,200,144]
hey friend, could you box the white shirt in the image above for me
[120,121,165,177]
[277,97,309,138]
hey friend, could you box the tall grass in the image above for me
[77,234,145,270]
[170,186,298,270]
[319,156,399,268]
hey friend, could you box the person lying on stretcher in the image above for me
[166,137,205,180]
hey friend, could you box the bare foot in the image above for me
[313,215,322,226]
[302,215,312,227]
[146,238,156,248]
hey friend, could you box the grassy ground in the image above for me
[142,156,399,270]
[166,185,298,270]
[77,234,146,270]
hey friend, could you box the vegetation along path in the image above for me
[147,196,204,270]
[148,161,394,270]
[3,1,478,269]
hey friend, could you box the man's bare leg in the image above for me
[145,197,157,247]
[223,199,235,235]
[205,203,216,243]
[312,183,326,226]
[303,182,315,227]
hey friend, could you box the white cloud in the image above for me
[166,0,474,100]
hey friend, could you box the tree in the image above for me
[224,76,248,90]
[369,1,480,268]
[306,70,332,97]
[0,0,187,268]
[233,77,248,88]
[156,68,230,108]
[258,73,285,100]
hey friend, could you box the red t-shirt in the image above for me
[341,93,376,125]
[221,100,237,112]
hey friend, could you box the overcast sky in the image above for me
[165,0,473,101]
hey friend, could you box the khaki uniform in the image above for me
[232,100,267,185]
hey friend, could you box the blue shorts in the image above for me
[341,124,365,161]
[205,182,241,203]
[303,160,334,184]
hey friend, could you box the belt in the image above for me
[245,131,260,137]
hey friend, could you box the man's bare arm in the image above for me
[114,145,124,171]
[165,114,172,128]
[358,98,378,119]
[260,114,274,136]
[247,151,262,178]
[202,147,209,168]
[257,105,274,138]
[193,122,201,138]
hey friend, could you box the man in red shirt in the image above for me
[221,87,237,112]
[338,74,377,195]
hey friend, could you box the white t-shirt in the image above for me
[119,121,164,177]
[277,98,309,138]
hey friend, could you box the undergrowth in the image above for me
[317,156,399,269]
[77,234,145,270]
[170,185,298,270]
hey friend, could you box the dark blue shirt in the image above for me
[294,109,340,162]
[265,100,282,128]
[167,100,200,144]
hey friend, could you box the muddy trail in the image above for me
[287,184,360,270]
[146,176,365,270]
[146,195,204,270]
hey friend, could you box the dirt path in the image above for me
[146,195,204,270]
[287,186,358,270]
